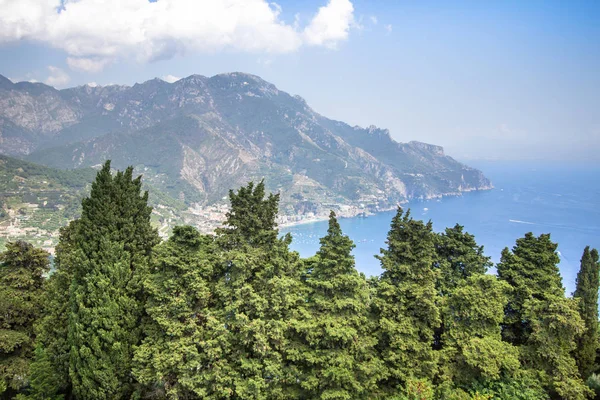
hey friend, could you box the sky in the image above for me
[0,0,598,161]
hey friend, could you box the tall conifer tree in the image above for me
[439,275,520,390]
[433,224,492,351]
[291,211,383,399]
[499,233,591,399]
[497,232,564,345]
[374,208,440,392]
[573,246,600,378]
[0,241,49,396]
[212,181,305,399]
[133,226,220,399]
[67,161,159,399]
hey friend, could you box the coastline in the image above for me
[277,186,494,230]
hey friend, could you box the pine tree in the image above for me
[291,211,384,399]
[573,247,600,379]
[67,161,159,399]
[374,207,440,393]
[211,181,306,399]
[497,232,564,345]
[133,226,219,399]
[0,241,49,396]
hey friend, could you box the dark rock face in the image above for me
[0,72,491,209]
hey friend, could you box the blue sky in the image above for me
[0,0,598,161]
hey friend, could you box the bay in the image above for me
[281,160,600,295]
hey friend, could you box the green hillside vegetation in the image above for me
[1,163,598,399]
[0,156,190,251]
[0,156,95,250]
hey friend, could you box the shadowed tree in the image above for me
[27,222,79,399]
[497,232,563,345]
[573,247,600,379]
[0,241,49,397]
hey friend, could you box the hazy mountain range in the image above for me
[0,71,491,206]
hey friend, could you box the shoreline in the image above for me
[278,186,494,230]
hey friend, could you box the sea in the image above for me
[281,160,600,296]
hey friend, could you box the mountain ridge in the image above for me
[0,72,492,233]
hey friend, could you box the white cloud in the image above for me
[384,24,393,35]
[45,66,70,87]
[0,0,357,72]
[257,57,274,67]
[303,0,354,48]
[67,57,111,73]
[161,74,181,83]
[369,15,378,25]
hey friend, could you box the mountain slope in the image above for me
[0,72,492,220]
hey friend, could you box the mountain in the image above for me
[0,72,492,227]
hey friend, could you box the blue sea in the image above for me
[281,161,600,295]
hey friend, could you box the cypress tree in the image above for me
[133,226,219,399]
[211,181,306,399]
[291,211,384,399]
[67,161,159,399]
[573,247,600,378]
[497,232,564,345]
[374,207,440,392]
[0,241,49,396]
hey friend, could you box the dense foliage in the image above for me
[1,165,598,399]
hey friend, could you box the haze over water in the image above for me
[281,160,600,295]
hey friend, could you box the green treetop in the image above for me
[434,224,492,296]
[67,161,159,400]
[291,211,384,399]
[133,226,219,399]
[497,232,564,345]
[210,181,306,399]
[374,207,440,393]
[216,180,280,248]
[499,233,590,399]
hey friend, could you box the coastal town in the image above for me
[0,199,391,255]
